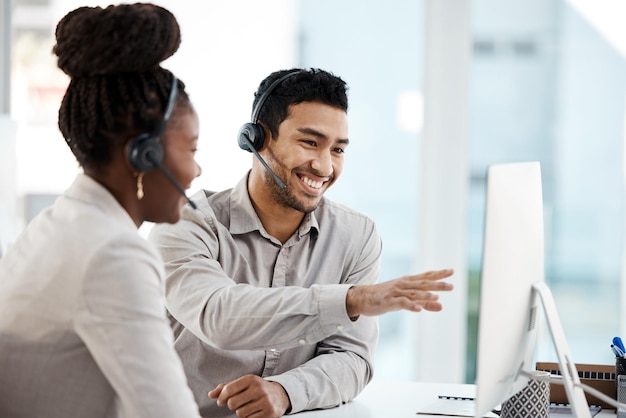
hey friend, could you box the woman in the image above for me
[0,3,201,417]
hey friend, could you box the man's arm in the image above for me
[206,316,377,418]
[149,205,358,351]
[150,203,453,353]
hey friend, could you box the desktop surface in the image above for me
[292,380,616,418]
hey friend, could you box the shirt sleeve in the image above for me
[266,318,379,413]
[74,233,200,418]
[149,204,357,352]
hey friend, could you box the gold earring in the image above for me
[136,172,144,200]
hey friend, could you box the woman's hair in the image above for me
[253,68,348,139]
[53,3,190,169]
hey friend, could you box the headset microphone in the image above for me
[146,152,198,210]
[237,126,286,189]
[237,70,304,189]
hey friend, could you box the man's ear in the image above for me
[256,121,272,152]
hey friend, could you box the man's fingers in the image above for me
[402,270,455,291]
[212,380,246,408]
[391,271,454,312]
[221,387,248,410]
[208,383,225,399]
[420,268,455,280]
[396,281,452,296]
[421,300,444,312]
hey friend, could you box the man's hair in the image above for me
[252,68,349,139]
[53,3,190,169]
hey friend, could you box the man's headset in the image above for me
[237,70,304,189]
[127,73,197,209]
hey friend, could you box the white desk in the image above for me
[293,380,617,417]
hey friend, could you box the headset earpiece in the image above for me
[128,73,178,172]
[237,122,264,152]
[128,132,164,172]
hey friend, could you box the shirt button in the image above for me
[298,339,306,345]
[336,325,344,331]
[270,348,277,352]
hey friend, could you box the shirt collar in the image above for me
[228,172,320,239]
[65,173,138,231]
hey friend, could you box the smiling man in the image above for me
[148,68,454,418]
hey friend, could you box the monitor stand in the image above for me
[532,282,592,418]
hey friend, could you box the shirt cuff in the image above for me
[264,373,307,414]
[315,283,356,335]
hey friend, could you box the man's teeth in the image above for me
[302,177,323,189]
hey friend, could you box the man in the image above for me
[148,68,454,418]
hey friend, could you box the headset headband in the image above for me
[251,70,302,123]
[153,73,179,139]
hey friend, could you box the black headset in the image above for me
[128,73,179,172]
[237,70,302,152]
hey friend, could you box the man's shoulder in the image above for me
[186,188,232,218]
[190,188,229,205]
[314,199,381,255]
[149,189,227,241]
[316,198,376,227]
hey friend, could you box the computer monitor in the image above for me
[473,162,591,418]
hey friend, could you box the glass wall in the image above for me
[297,0,424,380]
[466,0,626,380]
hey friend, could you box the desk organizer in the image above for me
[501,370,550,418]
[535,362,615,409]
[618,375,626,418]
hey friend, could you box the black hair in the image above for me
[253,68,349,139]
[53,3,190,169]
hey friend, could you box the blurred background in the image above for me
[1,0,625,384]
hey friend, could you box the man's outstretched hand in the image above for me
[346,268,454,318]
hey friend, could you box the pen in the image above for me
[614,337,626,353]
[612,345,622,357]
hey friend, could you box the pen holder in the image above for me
[617,357,626,379]
[617,360,626,418]
[500,371,550,418]
[618,375,626,418]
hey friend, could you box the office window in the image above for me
[298,0,425,379]
[466,0,626,381]
[9,0,75,235]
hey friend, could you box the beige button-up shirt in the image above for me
[149,173,382,417]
